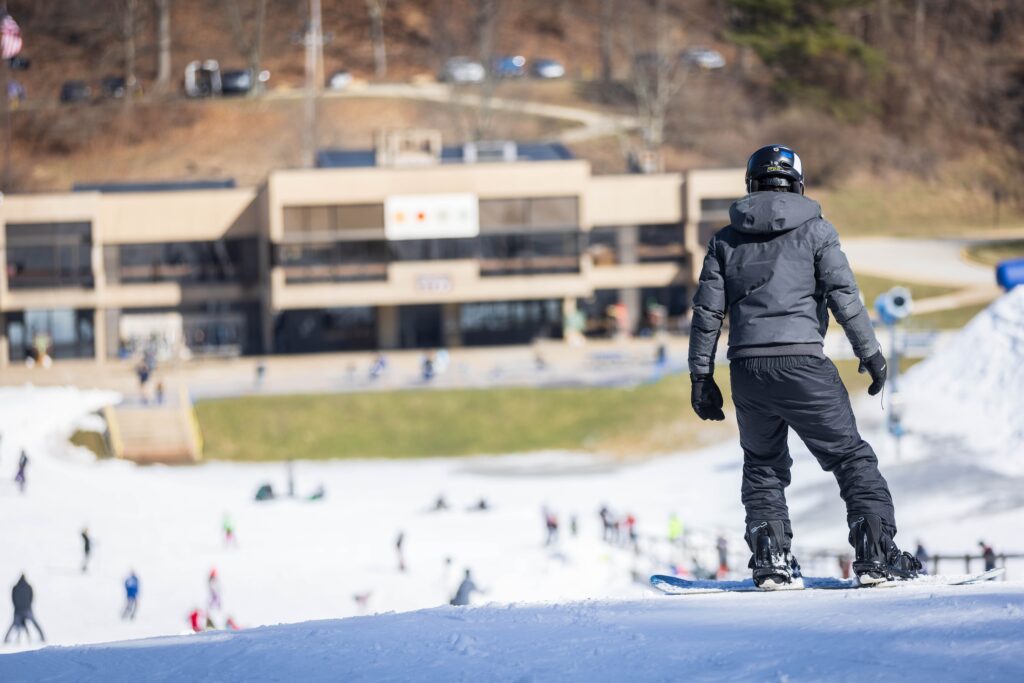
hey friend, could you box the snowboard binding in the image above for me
[849,515,921,585]
[747,520,802,590]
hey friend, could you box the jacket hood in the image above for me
[729,192,821,235]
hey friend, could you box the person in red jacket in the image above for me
[188,608,203,633]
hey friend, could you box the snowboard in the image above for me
[650,567,1005,596]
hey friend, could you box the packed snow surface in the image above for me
[902,286,1024,473]
[2,345,1023,681]
[3,582,1024,683]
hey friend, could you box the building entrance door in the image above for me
[398,305,443,349]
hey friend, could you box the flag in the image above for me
[1,13,23,60]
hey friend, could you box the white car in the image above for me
[531,59,565,79]
[440,57,486,84]
[327,70,352,90]
[681,48,726,70]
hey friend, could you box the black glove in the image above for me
[691,373,725,421]
[858,349,887,396]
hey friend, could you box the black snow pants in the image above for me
[729,355,896,550]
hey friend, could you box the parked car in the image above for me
[327,69,352,90]
[681,47,726,70]
[492,55,526,79]
[101,76,127,99]
[221,69,253,95]
[530,58,565,79]
[439,57,486,84]
[59,80,91,103]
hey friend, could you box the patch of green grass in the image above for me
[70,430,110,459]
[908,303,987,330]
[854,273,957,309]
[965,240,1024,267]
[196,360,870,461]
[818,181,1024,237]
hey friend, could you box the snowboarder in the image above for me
[396,531,406,572]
[4,575,45,644]
[14,450,28,493]
[979,541,997,571]
[450,569,480,607]
[688,145,921,588]
[123,571,140,620]
[81,528,92,573]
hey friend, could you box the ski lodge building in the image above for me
[0,131,743,366]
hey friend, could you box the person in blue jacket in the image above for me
[122,571,140,620]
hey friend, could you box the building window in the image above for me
[460,299,562,345]
[274,307,377,354]
[479,232,580,276]
[479,197,578,232]
[5,222,93,290]
[275,242,389,283]
[6,308,94,362]
[105,239,259,285]
[282,204,385,237]
[637,224,685,263]
[389,238,477,261]
[586,225,683,265]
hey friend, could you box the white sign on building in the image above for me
[384,193,479,241]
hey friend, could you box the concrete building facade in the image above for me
[0,138,743,366]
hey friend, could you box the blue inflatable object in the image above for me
[996,258,1024,291]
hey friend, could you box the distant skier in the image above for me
[4,575,45,644]
[14,450,28,493]
[208,569,222,610]
[979,541,997,571]
[222,515,236,546]
[188,608,203,633]
[450,569,480,607]
[715,535,729,573]
[570,515,578,537]
[81,528,92,573]
[688,145,920,588]
[625,514,639,553]
[543,507,559,546]
[668,513,684,545]
[914,542,930,574]
[599,505,613,542]
[395,532,406,572]
[123,571,140,620]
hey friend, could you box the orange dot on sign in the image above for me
[417,212,426,221]
[395,212,405,223]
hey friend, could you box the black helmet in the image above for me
[746,145,804,194]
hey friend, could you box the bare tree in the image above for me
[365,0,388,79]
[225,0,268,95]
[474,0,501,65]
[123,0,139,100]
[154,0,172,92]
[598,0,617,85]
[626,0,687,161]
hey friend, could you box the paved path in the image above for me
[325,82,638,143]
[843,237,996,287]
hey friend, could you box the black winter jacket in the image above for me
[688,192,879,375]
[12,576,33,613]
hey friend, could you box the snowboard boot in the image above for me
[849,514,921,585]
[746,520,802,590]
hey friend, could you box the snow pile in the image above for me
[901,286,1024,473]
[0,385,120,455]
[3,584,1023,682]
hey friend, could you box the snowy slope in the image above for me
[3,583,1024,683]
[0,383,1022,659]
[902,286,1024,474]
